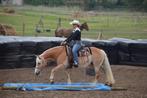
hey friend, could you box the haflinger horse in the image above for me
[34,44,115,86]
[55,22,89,38]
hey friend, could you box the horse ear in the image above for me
[35,55,42,61]
[35,55,41,59]
[38,56,41,59]
[35,55,38,58]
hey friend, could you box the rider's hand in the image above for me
[61,41,67,45]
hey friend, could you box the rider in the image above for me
[61,20,82,68]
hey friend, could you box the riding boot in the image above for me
[73,61,78,68]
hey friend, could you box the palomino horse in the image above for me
[34,45,115,86]
[55,22,89,38]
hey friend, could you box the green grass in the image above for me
[0,6,147,39]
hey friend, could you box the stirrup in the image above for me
[73,62,78,67]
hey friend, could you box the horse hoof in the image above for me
[50,80,54,84]
[105,83,112,87]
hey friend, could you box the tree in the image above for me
[142,0,147,11]
[83,0,97,10]
[24,0,64,6]
[125,0,147,11]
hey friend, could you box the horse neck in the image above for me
[40,46,64,60]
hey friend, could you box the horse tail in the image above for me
[101,50,115,85]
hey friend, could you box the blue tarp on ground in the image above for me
[2,83,111,91]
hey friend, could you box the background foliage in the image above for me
[24,0,147,11]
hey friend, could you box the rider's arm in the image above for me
[65,32,73,43]
[65,30,80,43]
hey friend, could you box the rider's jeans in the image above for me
[72,41,81,64]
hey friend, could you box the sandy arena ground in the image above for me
[0,65,147,98]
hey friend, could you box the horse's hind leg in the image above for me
[49,64,64,84]
[92,55,103,83]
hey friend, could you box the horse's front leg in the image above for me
[93,72,100,83]
[93,67,100,83]
[65,69,72,84]
[49,64,64,84]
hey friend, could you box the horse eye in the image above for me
[38,62,41,65]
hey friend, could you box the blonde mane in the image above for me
[40,46,65,60]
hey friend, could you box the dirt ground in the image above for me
[0,65,147,98]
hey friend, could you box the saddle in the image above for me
[65,44,92,67]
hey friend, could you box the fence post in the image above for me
[22,22,25,36]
